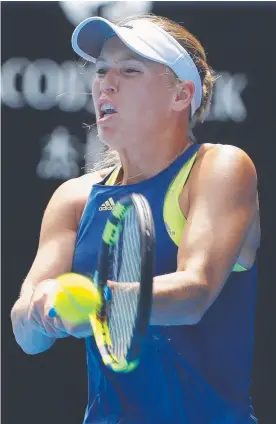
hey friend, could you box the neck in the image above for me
[117,131,193,185]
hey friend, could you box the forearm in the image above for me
[150,271,208,326]
[11,295,56,355]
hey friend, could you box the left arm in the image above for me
[150,145,258,325]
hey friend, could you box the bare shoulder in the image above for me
[194,144,260,260]
[199,142,256,168]
[192,143,257,188]
[74,168,111,192]
[181,143,258,218]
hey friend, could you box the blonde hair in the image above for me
[88,14,216,172]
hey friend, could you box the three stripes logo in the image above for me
[99,197,116,211]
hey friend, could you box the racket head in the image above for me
[91,193,155,373]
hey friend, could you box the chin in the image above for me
[97,127,128,150]
[98,131,122,149]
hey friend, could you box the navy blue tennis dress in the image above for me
[72,144,258,424]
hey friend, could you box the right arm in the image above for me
[11,177,85,354]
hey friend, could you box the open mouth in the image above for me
[99,103,118,119]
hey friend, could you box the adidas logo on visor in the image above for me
[99,197,116,211]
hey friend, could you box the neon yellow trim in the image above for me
[163,153,197,246]
[163,152,247,272]
[233,263,247,272]
[105,167,121,186]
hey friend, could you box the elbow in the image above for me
[185,310,203,326]
[182,284,210,325]
[184,307,204,326]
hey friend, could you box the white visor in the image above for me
[72,17,202,116]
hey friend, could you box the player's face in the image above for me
[92,36,177,148]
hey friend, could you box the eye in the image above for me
[96,68,107,76]
[123,68,140,74]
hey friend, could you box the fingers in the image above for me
[107,281,140,293]
[30,278,94,339]
[29,279,69,338]
[43,279,61,318]
[60,320,93,339]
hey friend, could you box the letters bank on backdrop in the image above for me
[2,2,254,183]
[2,2,275,424]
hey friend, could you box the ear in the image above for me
[172,80,195,112]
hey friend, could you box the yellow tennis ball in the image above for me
[54,273,102,324]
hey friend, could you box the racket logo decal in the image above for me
[112,203,127,220]
[102,221,120,245]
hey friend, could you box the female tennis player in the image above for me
[11,14,260,424]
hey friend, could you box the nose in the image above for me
[100,69,119,94]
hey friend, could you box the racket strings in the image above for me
[108,207,141,360]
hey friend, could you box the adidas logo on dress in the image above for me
[99,197,116,211]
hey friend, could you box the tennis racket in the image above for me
[50,193,155,373]
[91,193,155,372]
